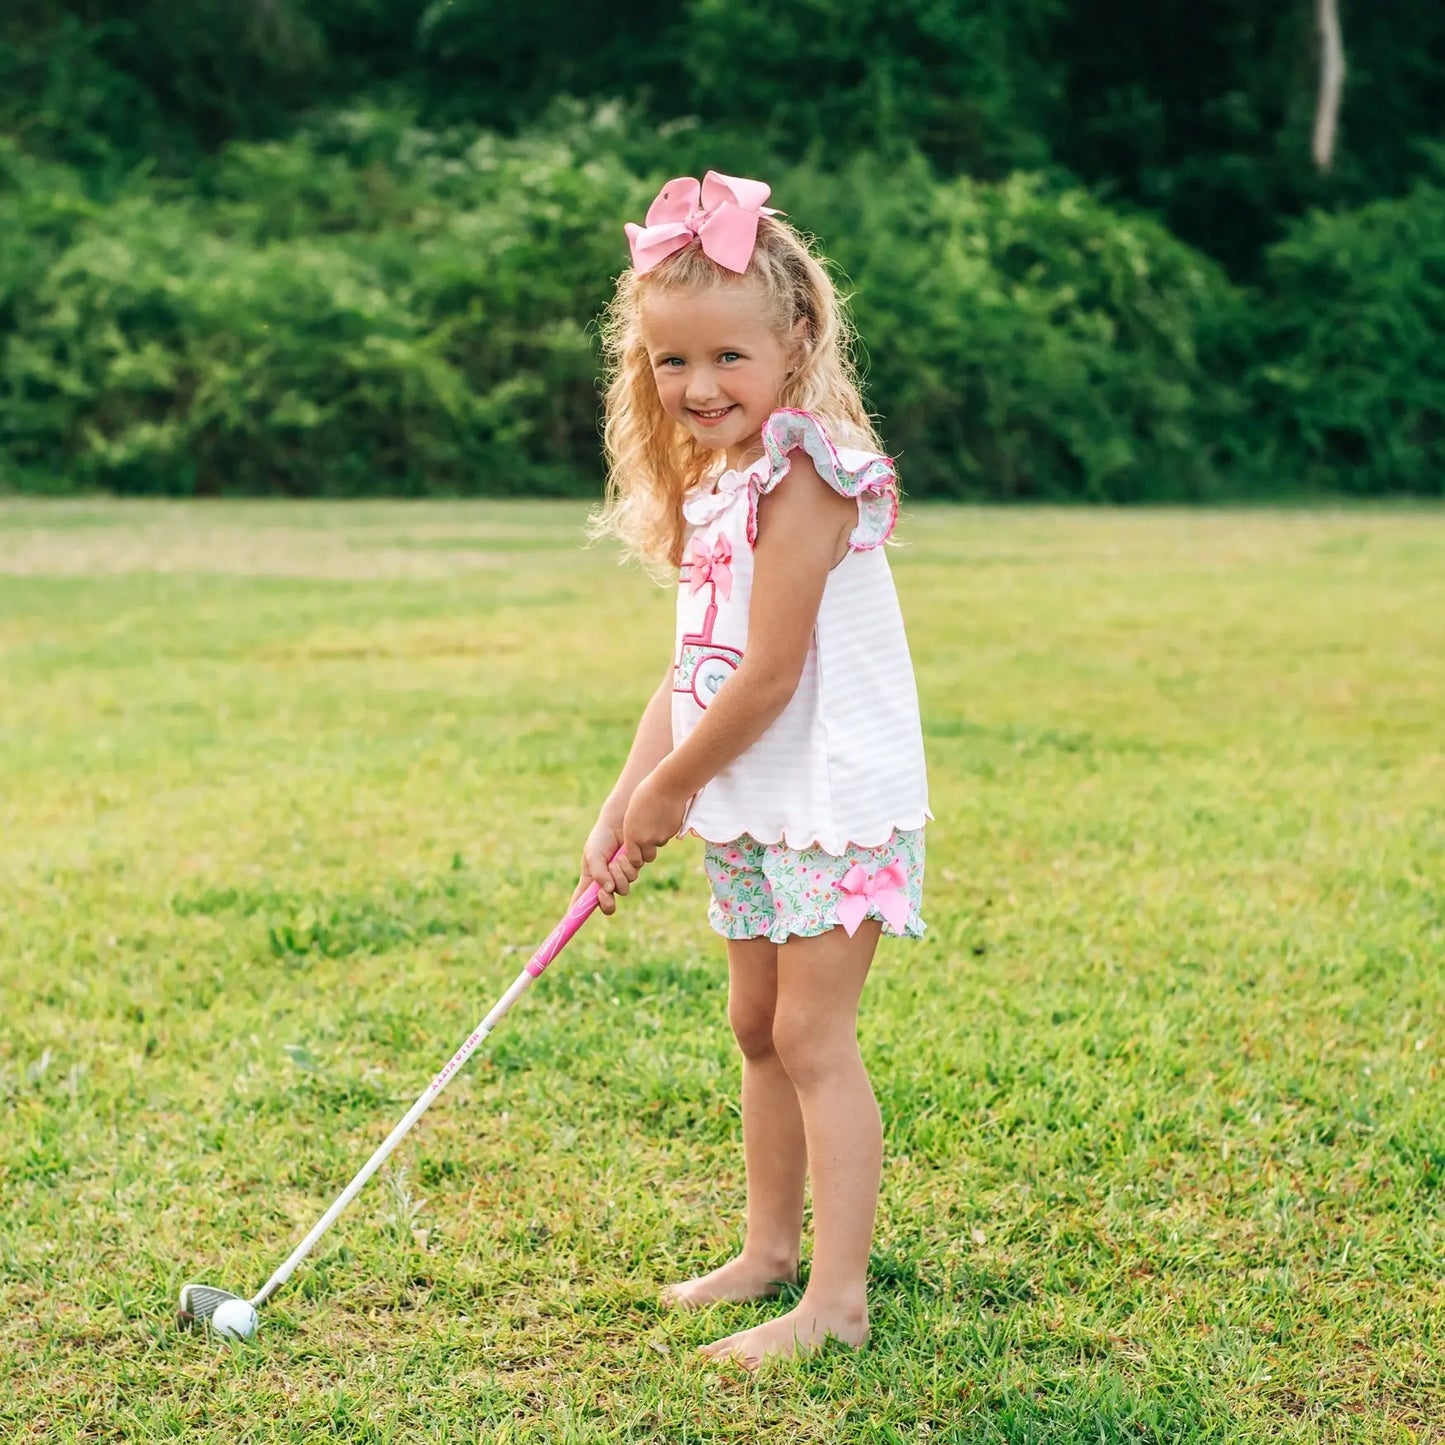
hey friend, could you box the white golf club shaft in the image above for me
[250,878,606,1308]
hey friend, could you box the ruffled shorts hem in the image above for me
[708,908,927,945]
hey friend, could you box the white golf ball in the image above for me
[210,1299,259,1340]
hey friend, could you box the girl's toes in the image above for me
[697,1331,744,1362]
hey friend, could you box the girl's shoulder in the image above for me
[751,409,898,551]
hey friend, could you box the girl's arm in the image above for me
[578,663,675,912]
[622,455,856,859]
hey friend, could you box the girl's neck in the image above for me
[725,440,765,472]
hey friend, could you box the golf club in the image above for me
[179,867,616,1336]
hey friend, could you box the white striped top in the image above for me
[671,409,930,855]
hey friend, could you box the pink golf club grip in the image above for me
[524,846,628,978]
[525,883,601,977]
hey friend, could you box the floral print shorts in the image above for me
[702,829,926,944]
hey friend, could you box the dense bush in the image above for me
[1,114,657,494]
[0,139,95,320]
[1237,182,1445,495]
[810,158,1242,500]
[3,93,1439,501]
[1,111,1253,499]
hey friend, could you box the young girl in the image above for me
[578,171,929,1369]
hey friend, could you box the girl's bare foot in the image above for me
[660,1255,798,1309]
[699,1299,869,1370]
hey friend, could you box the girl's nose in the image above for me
[684,369,720,406]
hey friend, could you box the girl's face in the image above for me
[639,279,799,471]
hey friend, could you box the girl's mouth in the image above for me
[689,406,736,427]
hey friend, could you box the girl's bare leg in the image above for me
[662,935,807,1306]
[700,922,881,1367]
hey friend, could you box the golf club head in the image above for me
[177,1281,246,1327]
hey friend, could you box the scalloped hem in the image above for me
[681,809,932,856]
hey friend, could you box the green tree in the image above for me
[1049,0,1445,273]
[681,0,1063,175]
[415,0,682,126]
[0,0,333,170]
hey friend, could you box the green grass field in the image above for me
[1,498,1441,1444]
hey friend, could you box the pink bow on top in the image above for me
[686,533,733,601]
[625,172,779,275]
[835,861,910,937]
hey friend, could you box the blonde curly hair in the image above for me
[592,214,883,574]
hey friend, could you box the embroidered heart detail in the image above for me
[704,673,723,694]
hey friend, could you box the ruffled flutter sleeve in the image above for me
[747,409,898,551]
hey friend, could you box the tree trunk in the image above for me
[1312,0,1346,170]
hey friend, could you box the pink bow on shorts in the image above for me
[835,861,910,937]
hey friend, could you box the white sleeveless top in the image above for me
[671,409,930,854]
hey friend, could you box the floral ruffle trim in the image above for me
[747,408,899,551]
[709,910,928,944]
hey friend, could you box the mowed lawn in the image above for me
[0,498,1441,1444]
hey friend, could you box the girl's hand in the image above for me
[575,817,639,916]
[622,769,687,868]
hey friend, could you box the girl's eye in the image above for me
[661,358,685,368]
[719,351,741,364]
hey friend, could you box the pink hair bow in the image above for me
[686,533,733,601]
[625,171,778,275]
[835,861,910,937]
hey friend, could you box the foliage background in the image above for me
[2,0,1443,499]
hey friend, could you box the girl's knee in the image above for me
[728,995,778,1061]
[771,1013,858,1091]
